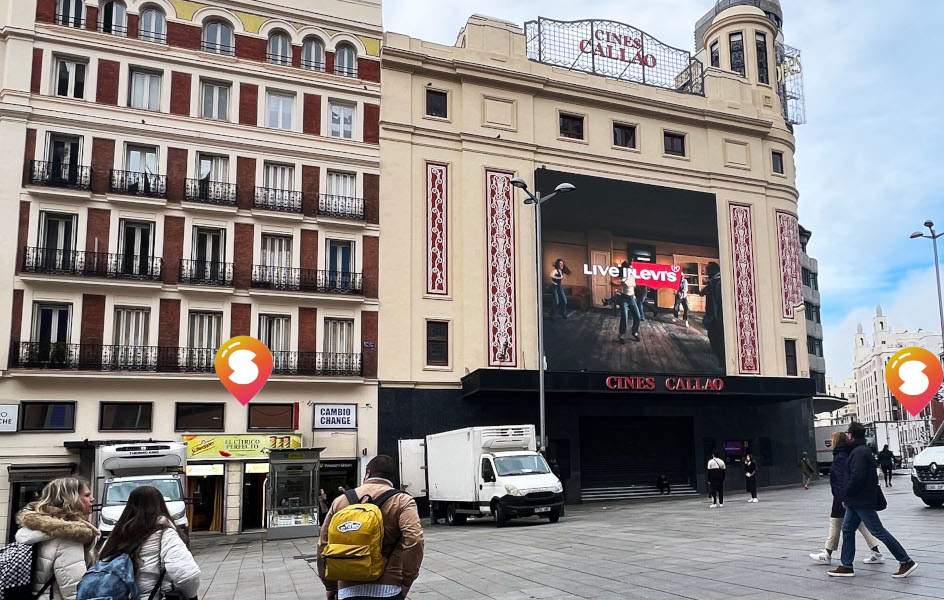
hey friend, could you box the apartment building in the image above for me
[0,0,381,539]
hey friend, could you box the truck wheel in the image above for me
[445,504,466,525]
[548,510,561,523]
[494,502,508,528]
[923,499,944,508]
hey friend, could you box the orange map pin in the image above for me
[215,336,274,405]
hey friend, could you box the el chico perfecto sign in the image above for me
[605,375,725,392]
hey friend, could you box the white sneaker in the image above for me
[684,320,690,328]
[719,503,723,507]
[747,498,753,503]
[810,551,832,565]
[753,498,759,502]
[863,551,885,564]
[709,503,718,508]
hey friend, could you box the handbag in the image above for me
[876,485,888,512]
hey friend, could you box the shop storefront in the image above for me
[183,434,301,534]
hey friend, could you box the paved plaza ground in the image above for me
[190,475,944,599]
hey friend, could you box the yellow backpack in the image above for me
[322,489,405,582]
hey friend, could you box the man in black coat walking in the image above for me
[828,422,917,579]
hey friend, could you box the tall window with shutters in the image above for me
[259,314,291,370]
[113,307,150,367]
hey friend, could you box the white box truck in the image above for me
[94,442,189,535]
[911,424,944,507]
[814,424,849,474]
[398,425,563,527]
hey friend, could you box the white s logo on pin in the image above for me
[228,349,259,385]
[898,360,930,396]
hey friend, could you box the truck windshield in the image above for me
[106,480,183,504]
[932,426,944,447]
[494,455,551,476]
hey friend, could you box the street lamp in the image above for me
[510,177,575,453]
[910,219,944,438]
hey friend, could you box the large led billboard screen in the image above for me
[536,169,724,375]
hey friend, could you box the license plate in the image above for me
[535,507,551,513]
[928,484,944,491]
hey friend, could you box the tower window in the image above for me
[729,32,745,77]
[755,32,769,84]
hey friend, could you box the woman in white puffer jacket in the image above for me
[15,477,99,600]
[97,486,201,599]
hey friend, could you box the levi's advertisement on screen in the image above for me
[537,169,724,374]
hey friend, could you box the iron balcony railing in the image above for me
[201,40,235,56]
[266,52,292,66]
[185,178,237,206]
[253,187,302,213]
[55,13,85,28]
[110,170,167,199]
[179,259,234,286]
[9,342,362,376]
[301,59,326,72]
[335,65,358,78]
[22,247,162,281]
[251,266,363,294]
[139,30,168,44]
[30,160,92,190]
[318,194,365,220]
[99,22,128,36]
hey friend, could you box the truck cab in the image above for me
[911,425,944,507]
[479,450,563,526]
[94,443,189,535]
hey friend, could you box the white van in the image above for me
[911,425,944,507]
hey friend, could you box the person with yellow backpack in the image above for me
[318,455,425,599]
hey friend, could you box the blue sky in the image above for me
[382,0,944,381]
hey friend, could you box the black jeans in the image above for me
[746,478,757,499]
[881,465,893,486]
[710,484,724,504]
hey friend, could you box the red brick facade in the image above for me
[234,223,254,288]
[80,294,106,345]
[298,307,317,352]
[23,129,36,186]
[363,235,379,298]
[10,290,24,345]
[162,216,184,285]
[363,173,379,225]
[16,202,29,275]
[35,0,54,23]
[236,34,266,61]
[292,46,302,69]
[300,229,318,272]
[302,165,320,217]
[358,58,381,83]
[85,208,111,254]
[96,59,120,106]
[85,7,98,31]
[158,299,181,346]
[30,49,43,95]
[127,13,139,39]
[170,72,192,116]
[167,22,201,50]
[239,83,259,126]
[236,157,256,210]
[325,51,335,75]
[363,104,380,144]
[166,148,188,204]
[303,94,321,135]
[361,311,378,378]
[91,137,115,194]
[231,303,252,337]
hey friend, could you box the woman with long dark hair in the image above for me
[98,486,200,599]
[549,258,571,318]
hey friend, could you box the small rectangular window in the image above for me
[130,69,162,111]
[426,320,448,366]
[785,340,798,376]
[426,89,447,118]
[175,402,224,431]
[612,123,636,149]
[710,41,720,68]
[755,32,769,84]
[248,403,295,430]
[664,132,686,156]
[266,92,295,130]
[559,113,584,140]
[201,81,230,120]
[55,58,86,99]
[772,151,784,174]
[329,101,356,139]
[20,402,76,431]
[100,402,152,431]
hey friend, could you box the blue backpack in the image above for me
[75,553,139,600]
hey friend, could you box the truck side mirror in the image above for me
[484,473,495,483]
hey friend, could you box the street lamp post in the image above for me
[510,177,575,453]
[910,219,944,433]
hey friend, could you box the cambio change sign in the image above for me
[314,404,357,429]
[0,404,17,432]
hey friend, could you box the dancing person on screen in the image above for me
[549,258,570,319]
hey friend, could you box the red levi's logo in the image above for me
[584,262,682,291]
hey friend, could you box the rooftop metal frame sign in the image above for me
[524,17,704,96]
[776,42,806,125]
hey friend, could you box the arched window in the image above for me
[203,20,234,55]
[100,1,127,35]
[56,0,84,27]
[302,37,325,71]
[335,43,357,77]
[139,8,167,43]
[267,32,292,66]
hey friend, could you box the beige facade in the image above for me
[379,7,810,387]
[0,0,382,539]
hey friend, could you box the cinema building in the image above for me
[378,1,816,502]
[0,0,382,540]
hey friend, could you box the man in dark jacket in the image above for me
[877,445,895,487]
[828,423,917,579]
